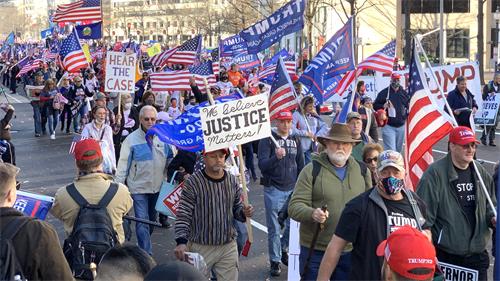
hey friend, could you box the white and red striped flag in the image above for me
[53,0,102,23]
[405,43,454,189]
[59,29,89,73]
[149,47,178,68]
[258,55,296,82]
[150,35,201,67]
[327,40,396,98]
[16,58,44,78]
[69,134,89,154]
[269,57,297,119]
[150,61,215,93]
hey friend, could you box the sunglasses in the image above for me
[365,157,378,163]
[458,143,477,150]
[143,117,157,122]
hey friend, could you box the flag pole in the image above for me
[414,35,497,218]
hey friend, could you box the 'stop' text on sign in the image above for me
[105,51,137,94]
[200,94,272,152]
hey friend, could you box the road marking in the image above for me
[251,220,268,233]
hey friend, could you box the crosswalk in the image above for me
[0,86,31,104]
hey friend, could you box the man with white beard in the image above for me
[289,123,372,281]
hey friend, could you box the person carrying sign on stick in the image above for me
[481,72,500,146]
[416,126,497,281]
[174,148,254,281]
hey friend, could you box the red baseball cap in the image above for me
[449,126,480,145]
[275,111,293,121]
[74,139,102,161]
[391,73,401,79]
[376,226,436,280]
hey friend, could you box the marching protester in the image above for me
[316,150,429,281]
[358,96,378,141]
[481,72,500,146]
[416,126,496,280]
[59,76,73,134]
[0,162,73,280]
[377,226,437,281]
[446,76,478,129]
[347,111,373,162]
[113,92,139,162]
[9,59,19,94]
[116,105,173,255]
[0,103,15,165]
[39,78,60,140]
[292,96,326,164]
[288,123,372,280]
[81,105,117,174]
[138,90,161,113]
[258,110,305,276]
[68,75,92,133]
[373,73,409,153]
[135,72,151,105]
[94,92,116,127]
[217,71,234,96]
[362,143,383,187]
[28,71,45,137]
[227,63,243,87]
[175,148,254,281]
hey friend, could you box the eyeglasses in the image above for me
[365,157,378,163]
[143,117,157,122]
[459,143,476,150]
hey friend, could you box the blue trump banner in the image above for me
[146,93,242,152]
[220,34,248,57]
[299,18,354,104]
[75,21,102,39]
[232,53,261,71]
[40,28,53,39]
[323,75,343,101]
[13,190,54,220]
[263,49,290,67]
[239,0,305,54]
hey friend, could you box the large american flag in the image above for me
[269,57,297,119]
[327,40,396,98]
[60,30,89,73]
[53,0,102,23]
[149,35,201,67]
[16,58,44,78]
[405,43,454,189]
[150,61,216,93]
[258,55,296,81]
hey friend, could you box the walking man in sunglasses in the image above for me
[116,105,173,255]
[417,126,497,281]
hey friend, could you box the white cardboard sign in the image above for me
[105,51,137,94]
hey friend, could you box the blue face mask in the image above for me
[380,176,404,195]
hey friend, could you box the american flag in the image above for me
[42,49,58,61]
[53,0,102,23]
[269,57,297,119]
[211,48,220,75]
[150,61,216,93]
[258,55,296,82]
[60,30,89,73]
[69,134,89,154]
[327,41,396,98]
[162,35,201,66]
[149,47,177,67]
[405,43,454,188]
[16,58,44,78]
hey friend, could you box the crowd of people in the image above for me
[0,49,499,281]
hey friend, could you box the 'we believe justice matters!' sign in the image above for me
[200,94,272,152]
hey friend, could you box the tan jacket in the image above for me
[51,173,133,243]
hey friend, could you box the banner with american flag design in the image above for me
[150,61,215,93]
[59,29,89,73]
[269,57,297,119]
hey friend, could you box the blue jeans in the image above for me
[31,102,42,134]
[131,193,159,255]
[304,150,312,164]
[264,186,291,263]
[73,103,88,132]
[299,246,351,281]
[46,106,59,135]
[381,124,405,153]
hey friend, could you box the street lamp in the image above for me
[494,6,500,71]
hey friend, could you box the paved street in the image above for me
[4,86,499,280]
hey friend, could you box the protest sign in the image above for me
[288,219,301,281]
[239,0,305,54]
[161,182,184,216]
[14,191,54,220]
[438,262,478,281]
[474,94,500,126]
[200,94,272,152]
[105,51,137,94]
[232,53,261,71]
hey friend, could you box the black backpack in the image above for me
[0,217,32,281]
[63,183,119,280]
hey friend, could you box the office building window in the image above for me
[446,29,469,58]
[153,22,157,28]
[146,22,150,28]
[402,0,469,14]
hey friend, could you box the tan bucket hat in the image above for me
[317,123,361,145]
